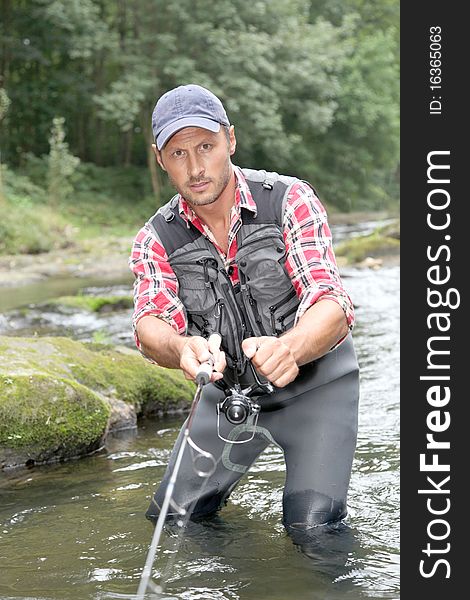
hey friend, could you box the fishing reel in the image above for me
[216,387,261,444]
[216,363,273,444]
[217,389,261,425]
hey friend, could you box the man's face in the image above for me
[156,126,236,207]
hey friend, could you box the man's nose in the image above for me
[187,154,204,179]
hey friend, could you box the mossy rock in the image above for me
[0,374,109,467]
[0,335,194,468]
[335,221,400,264]
[46,295,133,313]
[376,219,400,240]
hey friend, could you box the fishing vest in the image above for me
[149,168,358,393]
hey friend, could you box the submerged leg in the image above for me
[146,383,269,522]
[276,369,360,530]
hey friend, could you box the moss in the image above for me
[0,335,194,414]
[70,343,195,413]
[47,295,133,313]
[0,374,109,452]
[0,335,194,467]
[335,223,400,264]
[376,219,400,240]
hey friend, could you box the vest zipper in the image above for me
[276,304,299,332]
[237,226,284,250]
[269,287,297,312]
[269,288,297,332]
[218,268,246,371]
[171,248,213,267]
[239,270,268,336]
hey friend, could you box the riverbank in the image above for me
[0,235,132,288]
[0,212,399,289]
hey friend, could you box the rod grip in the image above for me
[195,334,222,386]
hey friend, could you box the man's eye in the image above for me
[172,150,185,158]
[200,144,212,152]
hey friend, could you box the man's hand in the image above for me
[180,335,226,383]
[242,336,299,388]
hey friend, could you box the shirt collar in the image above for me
[178,165,257,225]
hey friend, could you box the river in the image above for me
[0,259,400,600]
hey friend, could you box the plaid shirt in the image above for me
[129,166,354,352]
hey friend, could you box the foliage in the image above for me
[0,88,10,122]
[0,88,11,202]
[309,24,399,210]
[0,163,166,255]
[0,0,399,211]
[0,164,72,254]
[47,116,80,204]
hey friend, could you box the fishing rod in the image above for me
[135,334,221,600]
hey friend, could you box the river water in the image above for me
[0,260,400,600]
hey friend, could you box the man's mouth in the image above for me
[189,180,211,191]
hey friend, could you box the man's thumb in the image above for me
[242,337,259,359]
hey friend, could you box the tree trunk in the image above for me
[93,52,106,165]
[0,154,5,206]
[123,128,133,166]
[118,0,127,51]
[0,0,12,87]
[77,109,86,159]
[140,109,160,200]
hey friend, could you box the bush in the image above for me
[0,204,70,255]
[0,166,70,254]
[0,160,174,254]
[47,117,80,204]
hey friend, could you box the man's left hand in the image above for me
[242,336,299,388]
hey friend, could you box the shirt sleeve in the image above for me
[282,181,355,345]
[128,224,187,355]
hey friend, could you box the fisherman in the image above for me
[129,84,359,535]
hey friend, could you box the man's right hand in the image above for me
[179,335,226,383]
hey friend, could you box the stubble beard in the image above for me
[169,158,232,207]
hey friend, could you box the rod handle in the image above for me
[195,333,222,385]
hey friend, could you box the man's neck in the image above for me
[191,168,236,230]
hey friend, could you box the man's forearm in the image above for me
[136,315,186,368]
[282,299,349,366]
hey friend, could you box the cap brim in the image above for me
[156,117,221,150]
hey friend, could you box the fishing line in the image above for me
[135,334,221,600]
[155,450,224,595]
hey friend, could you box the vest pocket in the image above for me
[269,288,298,334]
[171,258,219,326]
[236,226,298,335]
[237,228,291,300]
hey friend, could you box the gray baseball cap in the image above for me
[152,84,230,150]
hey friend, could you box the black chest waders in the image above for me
[145,169,359,540]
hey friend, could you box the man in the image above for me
[129,84,359,534]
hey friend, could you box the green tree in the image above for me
[91,0,351,199]
[47,116,80,204]
[312,24,399,210]
[1,0,117,163]
[1,0,399,212]
[0,87,11,203]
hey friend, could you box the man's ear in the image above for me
[152,143,166,171]
[228,126,237,156]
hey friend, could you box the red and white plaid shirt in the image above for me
[129,166,354,351]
